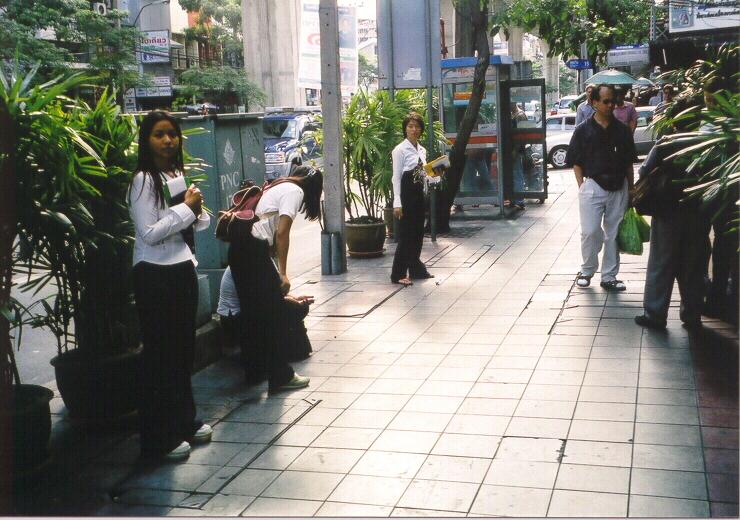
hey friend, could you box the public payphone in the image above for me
[440,56,548,211]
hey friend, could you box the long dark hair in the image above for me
[131,110,185,208]
[289,166,323,221]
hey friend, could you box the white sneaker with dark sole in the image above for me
[270,374,310,393]
[576,273,592,288]
[190,423,212,444]
[164,441,191,462]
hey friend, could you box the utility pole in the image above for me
[319,0,347,274]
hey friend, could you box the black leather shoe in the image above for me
[410,272,435,280]
[634,314,667,330]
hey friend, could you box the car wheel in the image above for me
[549,145,568,169]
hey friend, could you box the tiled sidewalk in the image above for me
[24,171,739,517]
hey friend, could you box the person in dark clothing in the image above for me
[634,139,711,330]
[566,84,637,292]
[390,112,439,285]
[227,166,323,391]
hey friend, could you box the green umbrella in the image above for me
[585,69,638,86]
[634,77,655,87]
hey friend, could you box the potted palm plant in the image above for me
[3,63,143,426]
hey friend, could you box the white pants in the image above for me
[578,178,629,282]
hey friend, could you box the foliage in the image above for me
[0,0,141,91]
[358,54,378,90]
[491,0,651,65]
[179,66,265,110]
[179,0,243,67]
[531,60,577,95]
[651,44,739,230]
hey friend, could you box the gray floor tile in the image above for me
[469,382,526,399]
[578,385,637,403]
[628,495,710,517]
[398,479,479,513]
[487,356,540,369]
[390,507,465,517]
[197,466,243,494]
[514,399,576,419]
[631,468,707,500]
[429,366,484,381]
[118,489,190,507]
[248,445,305,470]
[213,422,285,443]
[632,444,704,471]
[583,371,638,387]
[306,391,360,409]
[227,444,269,467]
[189,442,249,466]
[633,423,702,446]
[587,358,639,372]
[568,419,634,443]
[351,451,427,479]
[522,384,581,401]
[125,464,222,492]
[536,357,589,371]
[403,395,464,414]
[637,388,697,406]
[241,497,322,516]
[555,464,630,494]
[415,455,490,483]
[505,417,570,438]
[548,489,628,517]
[458,397,519,416]
[350,393,411,411]
[562,440,632,467]
[470,485,552,517]
[388,411,453,432]
[221,469,281,496]
[541,346,592,358]
[574,401,636,422]
[530,369,585,386]
[310,427,381,450]
[199,494,255,516]
[495,437,564,463]
[261,470,344,501]
[431,433,501,458]
[371,430,440,454]
[296,407,343,427]
[273,425,326,447]
[328,475,411,506]
[366,378,423,395]
[445,414,510,436]
[479,368,533,384]
[416,380,474,397]
[288,447,364,473]
[484,460,559,489]
[636,404,700,425]
[380,365,436,379]
[330,408,397,429]
[317,502,393,517]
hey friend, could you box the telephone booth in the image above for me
[440,56,548,212]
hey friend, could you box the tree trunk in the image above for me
[0,96,17,511]
[437,0,490,232]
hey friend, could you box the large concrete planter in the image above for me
[346,219,386,258]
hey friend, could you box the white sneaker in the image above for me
[270,373,310,392]
[576,273,592,288]
[190,423,213,444]
[164,441,191,462]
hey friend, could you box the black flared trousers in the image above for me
[391,170,428,281]
[133,260,200,458]
[229,235,295,388]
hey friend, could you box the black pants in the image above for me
[133,260,200,458]
[391,170,429,281]
[643,210,711,324]
[229,235,295,388]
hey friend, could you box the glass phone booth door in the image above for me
[500,79,548,204]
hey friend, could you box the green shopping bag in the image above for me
[617,208,648,255]
[635,211,651,243]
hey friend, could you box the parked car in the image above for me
[524,100,542,123]
[556,95,579,114]
[544,107,657,169]
[262,107,322,180]
[545,114,576,168]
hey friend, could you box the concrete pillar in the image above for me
[507,27,524,61]
[242,0,305,107]
[540,40,560,105]
[319,0,346,273]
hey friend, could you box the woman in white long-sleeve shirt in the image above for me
[128,111,212,462]
[390,112,435,285]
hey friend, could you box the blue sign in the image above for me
[566,59,593,70]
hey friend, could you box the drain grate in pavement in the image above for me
[433,225,484,238]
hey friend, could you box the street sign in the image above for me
[566,59,593,70]
[607,44,649,67]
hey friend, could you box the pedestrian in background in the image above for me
[391,112,436,286]
[654,83,675,116]
[566,84,636,292]
[613,87,638,133]
[128,111,212,462]
[228,166,322,391]
[575,84,596,126]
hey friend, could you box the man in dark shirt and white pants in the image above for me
[566,84,636,291]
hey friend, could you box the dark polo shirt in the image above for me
[566,115,636,191]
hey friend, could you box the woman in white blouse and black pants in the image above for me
[128,111,212,462]
[391,112,435,285]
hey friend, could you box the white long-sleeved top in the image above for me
[391,138,426,208]
[129,171,210,266]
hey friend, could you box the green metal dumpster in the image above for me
[179,113,265,311]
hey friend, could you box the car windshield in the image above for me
[263,119,298,139]
[546,119,562,130]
